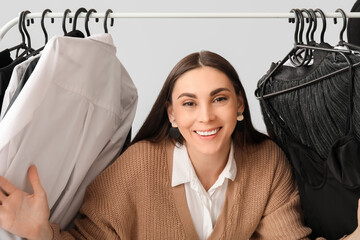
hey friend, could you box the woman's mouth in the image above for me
[195,127,221,136]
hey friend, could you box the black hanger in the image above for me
[333,8,347,46]
[255,8,358,100]
[18,10,35,58]
[24,9,54,59]
[85,9,99,37]
[300,8,316,65]
[308,9,317,43]
[41,9,54,45]
[62,9,72,35]
[331,9,360,51]
[104,9,114,33]
[72,8,87,32]
[314,9,327,43]
[22,10,32,56]
[8,11,27,57]
[289,9,308,67]
[302,9,313,45]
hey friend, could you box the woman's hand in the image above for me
[342,199,360,240]
[0,165,52,240]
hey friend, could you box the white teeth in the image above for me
[196,128,220,136]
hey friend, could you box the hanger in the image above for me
[104,9,114,33]
[72,8,87,32]
[302,9,313,45]
[300,8,316,66]
[308,9,317,43]
[333,8,347,47]
[333,9,360,51]
[62,9,72,35]
[24,9,54,59]
[291,9,315,66]
[287,9,301,66]
[41,9,54,45]
[255,8,358,100]
[17,10,35,58]
[8,11,27,57]
[314,9,327,43]
[289,9,308,67]
[85,9,99,37]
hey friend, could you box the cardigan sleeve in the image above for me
[251,145,312,239]
[50,146,139,240]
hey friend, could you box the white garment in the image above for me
[0,55,40,119]
[171,142,237,240]
[0,34,137,239]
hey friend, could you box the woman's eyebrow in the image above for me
[177,93,196,99]
[210,88,231,96]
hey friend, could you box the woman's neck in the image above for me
[186,142,231,192]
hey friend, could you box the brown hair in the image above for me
[131,51,267,148]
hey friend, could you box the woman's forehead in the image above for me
[173,67,234,92]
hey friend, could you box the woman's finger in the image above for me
[27,165,46,197]
[0,176,17,195]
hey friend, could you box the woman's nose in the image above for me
[197,104,214,123]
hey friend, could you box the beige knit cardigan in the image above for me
[51,139,312,239]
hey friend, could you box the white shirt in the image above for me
[0,34,137,239]
[171,142,237,240]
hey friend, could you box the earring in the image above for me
[237,112,244,121]
[236,112,244,131]
[169,121,181,139]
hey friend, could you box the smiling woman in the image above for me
[0,51,359,239]
[168,67,240,159]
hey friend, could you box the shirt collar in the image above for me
[171,142,237,188]
[87,33,116,49]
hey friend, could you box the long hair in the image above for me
[132,51,267,148]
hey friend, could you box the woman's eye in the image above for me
[214,97,228,103]
[183,102,195,107]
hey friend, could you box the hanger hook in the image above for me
[314,9,326,43]
[295,9,305,44]
[73,7,88,31]
[333,8,347,46]
[22,10,32,55]
[308,9,317,43]
[85,9,99,37]
[62,9,72,35]
[104,9,114,33]
[18,11,26,46]
[41,9,54,44]
[15,11,26,57]
[290,9,300,45]
[289,9,308,67]
[301,9,313,44]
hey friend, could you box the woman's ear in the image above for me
[166,101,175,123]
[237,93,245,114]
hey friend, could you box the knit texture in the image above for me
[51,139,312,239]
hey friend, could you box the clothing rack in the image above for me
[1,11,360,40]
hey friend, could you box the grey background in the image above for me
[0,1,356,137]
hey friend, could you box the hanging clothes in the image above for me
[1,29,86,119]
[0,33,138,239]
[1,55,40,119]
[257,47,360,239]
[0,49,13,68]
[0,56,26,112]
[348,0,360,47]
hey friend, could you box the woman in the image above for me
[0,51,358,239]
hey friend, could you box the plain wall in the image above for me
[0,1,356,137]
